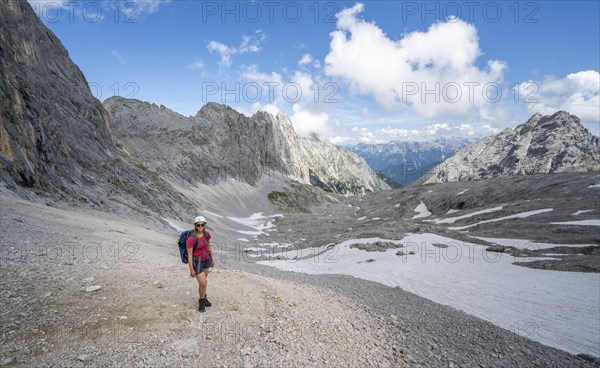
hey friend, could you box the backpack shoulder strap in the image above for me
[190,231,199,252]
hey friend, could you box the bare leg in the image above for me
[196,272,207,299]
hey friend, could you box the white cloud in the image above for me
[298,54,313,66]
[516,70,600,123]
[291,104,330,137]
[122,0,172,17]
[111,50,126,65]
[329,136,352,145]
[241,66,283,85]
[235,102,281,118]
[376,127,422,140]
[324,3,506,120]
[187,60,205,70]
[354,122,500,143]
[208,30,266,68]
[351,127,382,143]
[238,67,333,137]
[207,41,234,68]
[288,71,334,136]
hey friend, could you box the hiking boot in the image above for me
[198,298,206,313]
[204,294,212,307]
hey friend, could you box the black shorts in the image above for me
[193,258,211,273]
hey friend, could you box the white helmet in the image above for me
[194,216,207,224]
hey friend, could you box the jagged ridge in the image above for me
[104,97,389,196]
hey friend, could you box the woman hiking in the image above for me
[187,216,214,312]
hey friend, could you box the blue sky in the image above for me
[29,0,600,144]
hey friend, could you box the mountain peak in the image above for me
[424,111,600,184]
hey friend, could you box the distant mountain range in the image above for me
[423,111,600,184]
[348,137,475,187]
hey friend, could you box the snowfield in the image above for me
[258,233,600,357]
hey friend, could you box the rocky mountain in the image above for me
[349,137,474,186]
[300,134,390,195]
[104,97,389,196]
[423,112,600,184]
[0,0,198,220]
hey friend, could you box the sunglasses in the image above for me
[195,223,206,227]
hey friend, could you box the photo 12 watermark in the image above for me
[89,81,140,101]
[200,1,341,24]
[399,81,539,104]
[400,1,540,23]
[30,1,142,23]
[0,241,140,266]
[200,81,339,104]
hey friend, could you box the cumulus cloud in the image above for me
[241,66,283,86]
[324,3,506,120]
[208,30,266,68]
[350,127,384,143]
[516,70,600,123]
[289,72,332,136]
[238,67,332,137]
[291,104,330,137]
[298,54,313,66]
[187,60,205,71]
[235,102,281,118]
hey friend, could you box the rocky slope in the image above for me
[300,134,390,195]
[349,137,474,186]
[0,0,198,221]
[424,112,600,184]
[104,97,389,196]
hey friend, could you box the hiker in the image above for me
[187,216,214,312]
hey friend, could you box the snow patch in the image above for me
[448,208,553,230]
[471,236,596,250]
[412,201,432,219]
[550,220,600,226]
[571,210,593,216]
[431,206,503,224]
[163,218,186,232]
[227,212,283,236]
